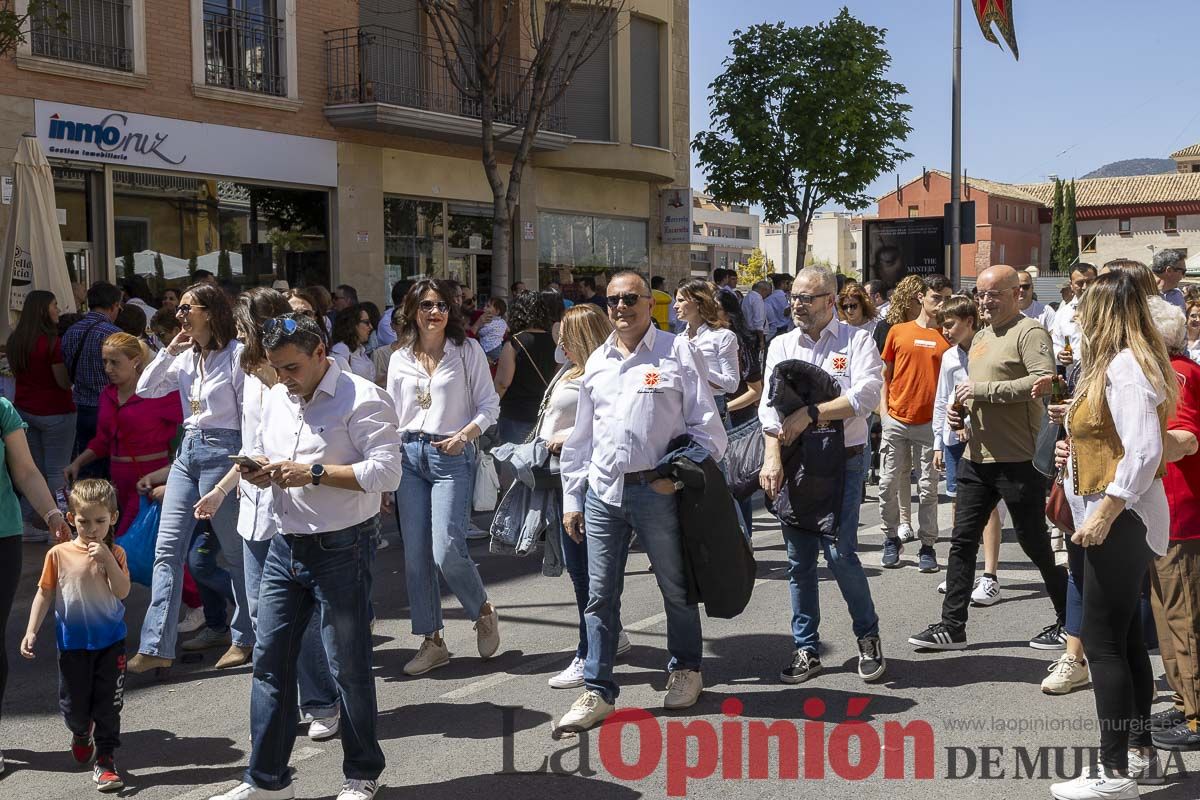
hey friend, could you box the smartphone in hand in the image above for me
[229,455,265,472]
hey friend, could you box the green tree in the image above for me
[694,10,912,266]
[217,249,232,282]
[0,1,66,57]
[1050,178,1065,271]
[737,248,772,286]
[1060,179,1079,269]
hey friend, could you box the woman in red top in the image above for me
[5,290,75,543]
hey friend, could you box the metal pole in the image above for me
[950,0,963,288]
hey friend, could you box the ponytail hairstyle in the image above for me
[101,332,151,374]
[68,478,120,548]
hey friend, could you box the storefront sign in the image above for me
[35,101,337,187]
[660,188,693,245]
[1,177,11,205]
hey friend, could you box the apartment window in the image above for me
[1119,218,1132,235]
[202,0,286,96]
[1166,215,1179,233]
[692,224,702,235]
[561,10,612,141]
[30,0,133,71]
[908,205,919,218]
[1081,233,1098,253]
[630,17,662,147]
[735,227,751,240]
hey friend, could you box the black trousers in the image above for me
[0,536,21,726]
[1081,511,1155,773]
[59,640,126,757]
[941,459,1068,630]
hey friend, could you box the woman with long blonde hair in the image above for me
[537,304,631,690]
[1053,271,1177,796]
[674,280,740,426]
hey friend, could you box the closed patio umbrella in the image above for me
[0,133,77,340]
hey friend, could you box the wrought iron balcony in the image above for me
[30,0,133,72]
[203,1,286,97]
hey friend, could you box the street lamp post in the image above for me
[950,0,963,289]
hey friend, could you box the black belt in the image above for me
[402,431,450,444]
[623,469,661,485]
[846,445,865,457]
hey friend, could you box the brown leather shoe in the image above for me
[214,644,253,670]
[127,653,172,674]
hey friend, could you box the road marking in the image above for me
[170,746,322,800]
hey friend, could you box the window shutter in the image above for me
[562,11,611,141]
[630,17,661,147]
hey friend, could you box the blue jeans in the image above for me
[782,450,879,653]
[137,427,251,659]
[398,434,487,635]
[583,483,701,704]
[1066,538,1084,638]
[247,522,383,790]
[560,518,625,660]
[944,441,967,497]
[244,538,339,721]
[188,523,233,633]
[17,409,75,523]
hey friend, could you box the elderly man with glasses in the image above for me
[1018,267,1056,330]
[1153,249,1189,310]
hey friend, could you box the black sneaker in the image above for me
[1149,708,1187,732]
[917,545,939,573]
[882,538,902,568]
[1152,720,1200,751]
[1029,622,1068,650]
[857,635,886,681]
[780,649,822,684]
[908,622,967,650]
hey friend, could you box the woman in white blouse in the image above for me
[387,279,502,677]
[330,304,376,381]
[193,288,340,737]
[1186,299,1200,362]
[1052,272,1177,798]
[127,283,252,675]
[673,280,740,428]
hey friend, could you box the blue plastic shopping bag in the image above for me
[120,497,160,587]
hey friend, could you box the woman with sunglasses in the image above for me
[386,279,501,676]
[838,285,879,338]
[330,304,377,382]
[127,283,253,674]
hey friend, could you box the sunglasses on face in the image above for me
[1019,284,1033,291]
[357,317,371,325]
[789,292,830,305]
[175,303,206,315]
[419,300,449,313]
[263,317,299,335]
[606,293,647,308]
[841,303,860,311]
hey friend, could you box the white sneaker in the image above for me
[548,656,586,689]
[475,606,500,659]
[1050,768,1138,800]
[937,579,947,594]
[208,781,294,800]
[664,669,703,710]
[466,522,490,540]
[308,713,340,741]
[896,523,916,543]
[970,575,1001,606]
[403,637,449,676]
[337,779,378,800]
[1126,748,1164,785]
[178,605,207,634]
[616,630,631,656]
[1042,654,1090,695]
[556,690,614,732]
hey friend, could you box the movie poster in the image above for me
[863,218,947,290]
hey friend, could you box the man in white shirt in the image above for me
[759,265,885,686]
[213,314,402,800]
[742,280,771,364]
[1153,249,1189,310]
[1018,268,1056,329]
[1049,264,1097,369]
[556,271,727,733]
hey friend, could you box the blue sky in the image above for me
[689,0,1200,216]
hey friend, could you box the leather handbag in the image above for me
[1045,473,1075,534]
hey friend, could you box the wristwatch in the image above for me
[310,464,325,486]
[807,404,821,427]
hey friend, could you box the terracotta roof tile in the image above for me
[1017,172,1200,208]
[926,170,1043,204]
[1170,143,1200,159]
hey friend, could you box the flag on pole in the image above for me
[974,0,1019,60]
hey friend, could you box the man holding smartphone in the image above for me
[209,313,401,800]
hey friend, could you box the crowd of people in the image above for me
[0,252,1196,800]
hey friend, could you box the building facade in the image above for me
[687,192,758,276]
[0,0,692,306]
[759,211,862,277]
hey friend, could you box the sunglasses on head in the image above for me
[419,300,449,313]
[263,317,299,336]
[606,293,646,308]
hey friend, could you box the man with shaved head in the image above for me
[909,265,1067,652]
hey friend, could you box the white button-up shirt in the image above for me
[1050,298,1082,360]
[237,371,276,541]
[252,359,402,535]
[387,337,501,436]
[687,323,741,395]
[561,325,728,514]
[741,290,769,336]
[331,341,376,382]
[758,317,883,448]
[137,340,245,431]
[1021,299,1056,330]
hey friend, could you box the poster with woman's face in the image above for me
[863,218,946,291]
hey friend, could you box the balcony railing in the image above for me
[203,1,286,97]
[325,26,566,134]
[31,0,133,72]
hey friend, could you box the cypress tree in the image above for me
[1061,179,1079,268]
[1050,178,1065,272]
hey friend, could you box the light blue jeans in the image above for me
[398,433,487,636]
[137,427,252,659]
[17,409,75,522]
[244,538,339,720]
[583,482,702,704]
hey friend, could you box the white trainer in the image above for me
[1050,768,1138,800]
[308,713,340,741]
[548,656,586,689]
[337,779,378,800]
[557,690,614,733]
[664,669,703,710]
[178,605,207,634]
[475,607,500,659]
[403,637,449,676]
[970,575,1001,606]
[937,579,947,594]
[1042,654,1090,695]
[1126,748,1164,785]
[896,523,917,543]
[616,630,631,656]
[208,781,294,800]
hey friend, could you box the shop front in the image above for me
[30,100,337,293]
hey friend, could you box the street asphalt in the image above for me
[3,485,1198,800]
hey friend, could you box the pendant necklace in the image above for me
[190,351,206,417]
[416,381,432,410]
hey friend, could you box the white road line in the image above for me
[170,746,323,800]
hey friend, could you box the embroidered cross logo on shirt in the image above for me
[832,356,847,372]
[643,370,661,387]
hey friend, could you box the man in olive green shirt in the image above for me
[908,265,1068,652]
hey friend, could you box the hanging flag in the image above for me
[974,0,1019,60]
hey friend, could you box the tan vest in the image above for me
[1067,390,1166,497]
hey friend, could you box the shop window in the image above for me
[111,169,329,293]
[384,197,445,287]
[537,211,648,285]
